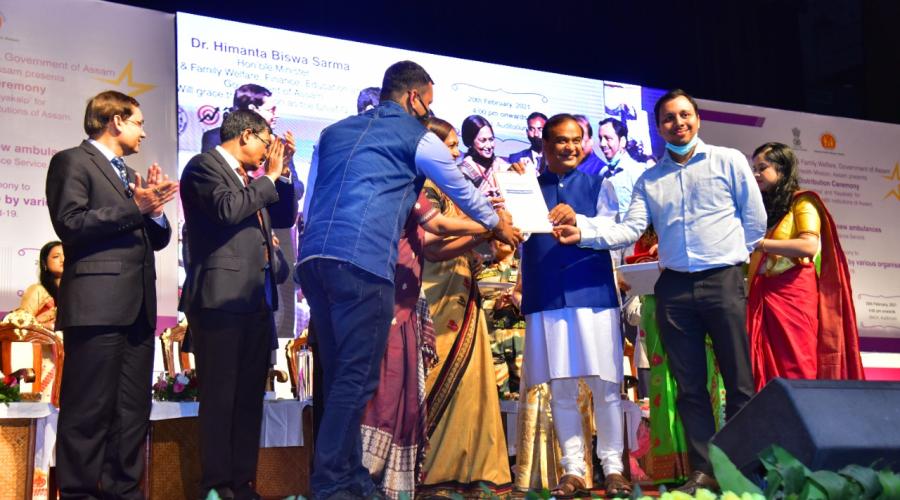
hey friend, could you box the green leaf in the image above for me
[808,470,850,499]
[710,444,764,495]
[798,480,828,500]
[876,469,900,500]
[765,462,785,497]
[769,445,812,494]
[523,490,549,500]
[840,464,883,498]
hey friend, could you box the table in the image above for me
[1,400,313,500]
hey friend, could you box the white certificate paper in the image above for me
[616,261,662,296]
[494,171,553,233]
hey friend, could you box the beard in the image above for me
[528,136,543,152]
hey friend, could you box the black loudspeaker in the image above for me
[710,378,900,475]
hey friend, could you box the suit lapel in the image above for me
[207,148,243,191]
[208,149,273,246]
[80,141,131,200]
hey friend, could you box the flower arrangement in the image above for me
[0,374,22,405]
[152,370,199,402]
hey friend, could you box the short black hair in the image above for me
[357,87,381,113]
[380,61,434,102]
[572,114,593,138]
[598,117,628,139]
[220,109,271,143]
[232,83,272,110]
[653,89,699,126]
[542,113,582,142]
[526,111,548,123]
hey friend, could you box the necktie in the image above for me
[235,165,251,187]
[111,157,129,187]
[235,166,270,263]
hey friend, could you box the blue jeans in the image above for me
[298,258,394,499]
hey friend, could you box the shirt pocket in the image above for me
[690,176,732,212]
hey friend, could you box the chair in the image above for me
[160,320,288,390]
[0,310,63,500]
[623,339,640,402]
[159,319,192,377]
[284,330,310,399]
[0,310,64,407]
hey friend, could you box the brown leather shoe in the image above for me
[675,470,720,494]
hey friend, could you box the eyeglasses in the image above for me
[252,131,272,149]
[122,118,145,129]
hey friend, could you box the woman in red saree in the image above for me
[747,142,864,391]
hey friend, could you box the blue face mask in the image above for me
[665,134,699,155]
[608,150,625,167]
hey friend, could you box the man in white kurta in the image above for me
[519,114,629,495]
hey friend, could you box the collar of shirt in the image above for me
[88,139,117,162]
[215,145,246,185]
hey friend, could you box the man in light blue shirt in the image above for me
[595,117,649,222]
[555,89,766,494]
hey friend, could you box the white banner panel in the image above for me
[0,0,178,323]
[174,13,666,181]
[699,99,900,351]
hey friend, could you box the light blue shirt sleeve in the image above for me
[150,213,167,227]
[730,151,767,251]
[415,132,499,229]
[576,176,648,250]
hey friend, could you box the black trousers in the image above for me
[654,264,755,474]
[57,308,155,500]
[188,309,273,499]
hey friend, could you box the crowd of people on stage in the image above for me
[0,58,866,499]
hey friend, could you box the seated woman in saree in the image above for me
[19,240,64,330]
[7,240,64,401]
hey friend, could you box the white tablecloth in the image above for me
[149,399,310,446]
[0,401,55,418]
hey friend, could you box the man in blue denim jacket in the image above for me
[297,60,522,499]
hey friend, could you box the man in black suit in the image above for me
[46,90,178,499]
[179,109,289,499]
[506,111,547,169]
[201,83,302,342]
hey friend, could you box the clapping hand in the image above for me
[282,131,296,174]
[264,137,285,182]
[131,163,178,216]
